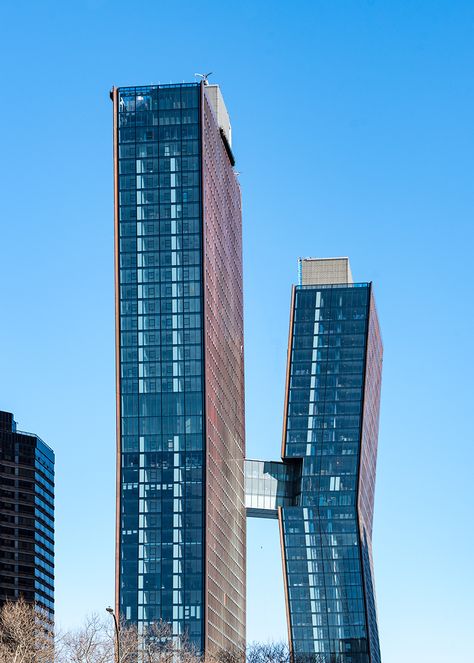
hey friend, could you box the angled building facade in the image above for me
[246,258,383,663]
[0,411,55,618]
[112,81,245,653]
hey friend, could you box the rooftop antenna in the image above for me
[194,72,213,85]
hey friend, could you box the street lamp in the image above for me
[106,607,120,663]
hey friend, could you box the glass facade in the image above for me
[0,411,55,618]
[245,277,382,663]
[113,82,382,661]
[244,459,300,518]
[280,283,382,663]
[113,82,245,653]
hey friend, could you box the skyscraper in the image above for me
[111,81,245,653]
[0,411,55,618]
[246,258,383,663]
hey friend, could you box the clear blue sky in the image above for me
[1,1,473,660]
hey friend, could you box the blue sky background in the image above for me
[1,1,473,660]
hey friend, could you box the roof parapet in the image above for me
[298,257,353,286]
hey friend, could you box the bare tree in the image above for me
[0,598,55,663]
[246,642,291,663]
[247,643,328,663]
[0,598,305,663]
[138,620,175,663]
[139,620,203,663]
[58,613,141,663]
[59,613,112,663]
[59,615,203,663]
[207,646,245,663]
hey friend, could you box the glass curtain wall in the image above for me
[34,439,55,617]
[116,83,205,648]
[281,283,381,663]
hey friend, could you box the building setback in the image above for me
[0,411,55,618]
[246,258,383,663]
[111,82,245,653]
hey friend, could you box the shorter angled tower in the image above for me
[246,258,383,663]
[0,411,55,618]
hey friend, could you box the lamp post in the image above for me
[106,607,120,663]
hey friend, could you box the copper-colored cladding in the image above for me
[358,289,383,539]
[281,286,296,459]
[357,289,383,654]
[277,507,293,659]
[279,287,295,652]
[201,84,246,653]
[111,86,122,618]
[279,287,296,656]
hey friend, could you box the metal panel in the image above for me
[201,84,246,653]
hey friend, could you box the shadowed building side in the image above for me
[201,86,246,652]
[0,411,55,619]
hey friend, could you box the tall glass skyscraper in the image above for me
[0,411,55,618]
[111,81,245,653]
[246,258,383,663]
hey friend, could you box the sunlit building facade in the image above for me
[246,258,383,663]
[112,81,245,653]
